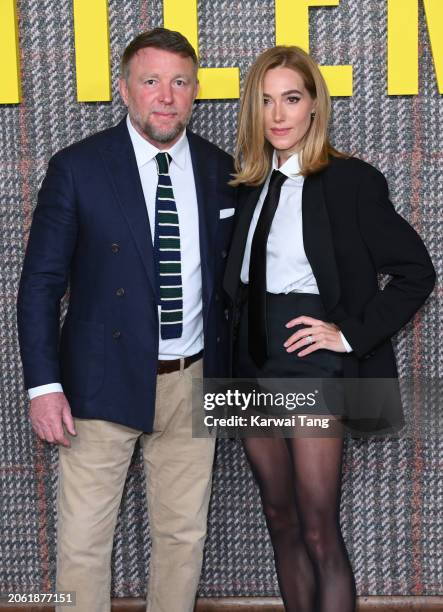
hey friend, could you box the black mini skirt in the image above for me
[233,285,345,416]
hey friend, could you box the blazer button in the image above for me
[116,287,125,297]
[224,308,229,320]
[112,330,121,339]
[216,336,221,343]
[111,243,120,253]
[221,249,227,259]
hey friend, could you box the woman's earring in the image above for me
[311,111,316,119]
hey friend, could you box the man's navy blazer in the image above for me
[17,117,237,432]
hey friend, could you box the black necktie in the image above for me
[248,170,287,367]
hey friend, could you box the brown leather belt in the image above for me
[157,350,203,375]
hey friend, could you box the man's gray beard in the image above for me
[143,120,186,144]
[130,108,192,145]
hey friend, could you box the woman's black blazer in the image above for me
[223,156,436,434]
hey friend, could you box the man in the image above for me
[17,28,236,612]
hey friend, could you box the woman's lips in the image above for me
[270,128,291,135]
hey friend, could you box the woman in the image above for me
[223,47,435,612]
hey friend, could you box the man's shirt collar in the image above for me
[126,114,188,170]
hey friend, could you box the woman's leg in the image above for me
[242,437,315,611]
[288,434,356,612]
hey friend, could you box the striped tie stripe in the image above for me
[154,152,183,337]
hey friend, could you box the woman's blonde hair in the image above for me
[230,46,347,186]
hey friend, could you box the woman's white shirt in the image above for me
[241,150,318,294]
[240,150,352,352]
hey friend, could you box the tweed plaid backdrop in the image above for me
[0,0,441,599]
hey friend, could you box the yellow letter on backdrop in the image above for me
[275,0,353,96]
[388,0,443,95]
[73,0,111,101]
[163,0,240,99]
[0,0,21,103]
[387,0,418,94]
[423,0,443,94]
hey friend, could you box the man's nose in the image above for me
[158,82,173,104]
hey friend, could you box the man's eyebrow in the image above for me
[139,73,191,79]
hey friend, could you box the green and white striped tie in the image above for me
[154,152,183,339]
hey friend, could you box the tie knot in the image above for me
[155,152,172,175]
[269,169,287,190]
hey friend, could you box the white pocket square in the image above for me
[219,208,235,219]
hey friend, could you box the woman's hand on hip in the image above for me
[284,315,347,356]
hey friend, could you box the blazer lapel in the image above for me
[223,171,342,310]
[302,171,341,315]
[224,167,344,322]
[99,118,157,297]
[223,182,263,302]
[187,130,219,307]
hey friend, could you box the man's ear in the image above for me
[119,78,129,106]
[194,79,200,101]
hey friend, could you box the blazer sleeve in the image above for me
[16,152,78,389]
[338,166,436,359]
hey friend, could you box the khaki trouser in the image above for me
[56,359,215,612]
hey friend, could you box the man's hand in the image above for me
[30,392,76,447]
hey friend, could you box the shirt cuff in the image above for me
[28,383,64,400]
[339,331,353,353]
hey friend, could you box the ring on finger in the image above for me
[306,335,314,344]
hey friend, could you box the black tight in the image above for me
[242,435,356,612]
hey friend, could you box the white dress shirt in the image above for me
[240,151,352,353]
[28,116,203,400]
